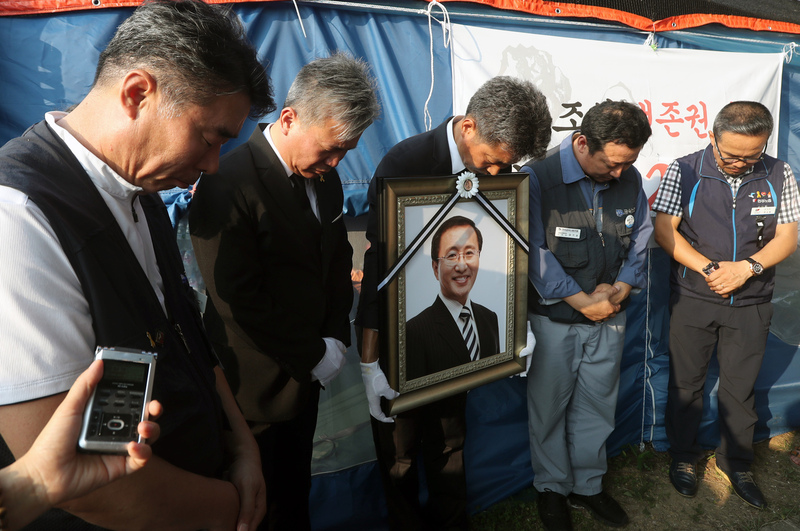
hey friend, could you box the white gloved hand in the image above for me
[518,321,536,376]
[310,337,347,387]
[360,361,400,423]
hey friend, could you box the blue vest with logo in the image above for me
[528,150,641,324]
[672,145,784,306]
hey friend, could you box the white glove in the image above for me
[311,337,347,387]
[518,321,536,376]
[360,361,400,423]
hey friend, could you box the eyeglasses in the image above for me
[713,137,766,165]
[437,250,480,266]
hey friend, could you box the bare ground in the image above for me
[470,431,800,530]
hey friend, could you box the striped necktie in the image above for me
[459,306,479,361]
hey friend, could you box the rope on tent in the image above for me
[641,246,656,451]
[424,1,451,132]
[292,0,308,38]
[644,21,657,51]
[784,42,797,63]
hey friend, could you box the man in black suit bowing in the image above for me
[355,76,551,530]
[189,53,379,531]
[406,216,500,380]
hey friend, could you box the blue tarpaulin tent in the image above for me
[2,2,799,529]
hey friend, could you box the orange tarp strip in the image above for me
[441,0,800,34]
[0,0,271,16]
[2,0,800,35]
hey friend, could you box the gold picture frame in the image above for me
[378,173,529,415]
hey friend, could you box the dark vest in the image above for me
[528,149,640,324]
[0,121,225,529]
[672,145,784,306]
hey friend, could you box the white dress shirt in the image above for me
[0,112,166,404]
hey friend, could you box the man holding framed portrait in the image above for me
[356,76,551,531]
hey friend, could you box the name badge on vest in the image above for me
[751,206,776,216]
[555,227,581,239]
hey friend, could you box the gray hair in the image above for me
[465,76,552,161]
[94,0,275,119]
[284,52,380,142]
[713,101,773,139]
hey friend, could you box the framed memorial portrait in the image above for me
[377,172,529,415]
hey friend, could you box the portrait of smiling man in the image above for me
[405,215,501,381]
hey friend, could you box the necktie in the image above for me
[289,174,312,212]
[289,174,321,235]
[460,306,479,361]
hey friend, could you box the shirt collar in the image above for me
[446,117,466,175]
[438,292,472,321]
[262,123,293,179]
[45,111,143,201]
[559,133,589,185]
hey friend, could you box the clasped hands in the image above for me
[705,260,752,298]
[579,283,626,323]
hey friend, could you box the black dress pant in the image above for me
[665,294,772,473]
[371,392,469,531]
[254,386,321,531]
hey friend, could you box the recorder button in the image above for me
[106,418,126,431]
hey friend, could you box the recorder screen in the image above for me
[102,359,147,389]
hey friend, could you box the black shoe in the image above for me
[537,489,572,531]
[720,469,767,509]
[669,460,698,497]
[567,491,629,527]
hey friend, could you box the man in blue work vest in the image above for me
[524,100,653,531]
[653,101,800,509]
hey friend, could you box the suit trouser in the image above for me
[665,294,772,473]
[370,392,469,531]
[526,312,626,496]
[253,385,320,531]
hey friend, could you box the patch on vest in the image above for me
[555,227,581,239]
[625,215,635,228]
[616,208,636,217]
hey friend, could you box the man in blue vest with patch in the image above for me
[653,101,799,509]
[523,100,653,531]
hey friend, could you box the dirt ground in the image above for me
[471,431,800,530]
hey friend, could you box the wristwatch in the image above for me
[746,257,764,276]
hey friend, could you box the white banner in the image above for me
[452,25,784,204]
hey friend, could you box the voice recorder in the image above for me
[78,346,157,454]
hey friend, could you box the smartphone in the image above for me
[78,346,157,454]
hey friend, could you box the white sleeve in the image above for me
[0,186,95,405]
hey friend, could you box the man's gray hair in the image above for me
[713,101,773,139]
[94,0,275,119]
[465,76,552,162]
[284,52,380,142]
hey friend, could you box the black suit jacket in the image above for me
[190,124,353,423]
[356,119,454,331]
[405,296,500,381]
